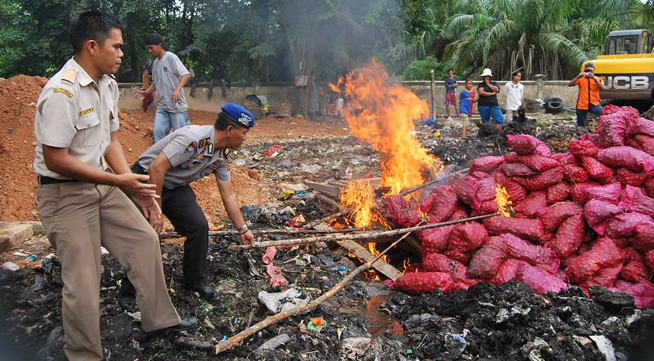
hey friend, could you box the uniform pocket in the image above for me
[72,113,102,147]
[37,184,61,220]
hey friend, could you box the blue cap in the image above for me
[221,103,255,129]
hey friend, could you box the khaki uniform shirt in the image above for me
[135,125,230,189]
[34,58,119,179]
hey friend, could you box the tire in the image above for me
[544,97,564,114]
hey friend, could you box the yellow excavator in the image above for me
[583,29,653,103]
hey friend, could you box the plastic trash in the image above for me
[590,335,616,361]
[264,145,283,157]
[26,255,37,262]
[255,333,290,353]
[338,265,348,275]
[307,316,324,331]
[1,262,20,271]
[342,337,373,357]
[41,257,53,275]
[289,215,306,228]
[258,288,308,313]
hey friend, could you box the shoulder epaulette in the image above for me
[61,68,77,83]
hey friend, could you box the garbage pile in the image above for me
[383,105,654,308]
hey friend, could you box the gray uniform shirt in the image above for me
[152,51,190,113]
[34,58,119,179]
[135,125,230,189]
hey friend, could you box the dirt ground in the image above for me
[0,74,347,227]
[1,75,654,360]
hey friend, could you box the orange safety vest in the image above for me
[575,77,601,110]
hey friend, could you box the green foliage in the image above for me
[402,56,453,80]
[0,0,650,82]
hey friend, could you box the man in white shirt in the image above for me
[503,70,524,123]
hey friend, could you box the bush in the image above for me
[402,56,451,80]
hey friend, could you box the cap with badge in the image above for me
[221,103,255,129]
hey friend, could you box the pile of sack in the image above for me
[382,105,654,308]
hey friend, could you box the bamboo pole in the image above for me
[159,227,361,239]
[228,213,498,250]
[215,228,416,355]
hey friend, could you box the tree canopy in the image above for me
[0,0,651,83]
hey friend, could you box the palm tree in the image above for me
[444,0,624,80]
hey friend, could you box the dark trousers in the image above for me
[208,78,227,99]
[576,104,603,126]
[121,170,210,298]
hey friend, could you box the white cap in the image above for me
[480,68,493,77]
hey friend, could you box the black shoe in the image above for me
[189,284,219,301]
[146,316,197,335]
[118,293,136,312]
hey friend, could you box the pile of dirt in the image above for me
[0,76,280,226]
[0,75,48,221]
[121,108,350,144]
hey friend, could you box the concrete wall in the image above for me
[118,80,579,113]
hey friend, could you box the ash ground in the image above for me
[2,111,654,360]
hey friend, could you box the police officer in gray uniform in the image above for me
[118,103,256,308]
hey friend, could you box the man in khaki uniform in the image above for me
[34,11,195,360]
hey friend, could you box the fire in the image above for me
[495,184,513,217]
[333,59,442,228]
[339,179,379,228]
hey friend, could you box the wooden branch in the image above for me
[399,164,456,197]
[159,227,361,239]
[176,336,214,351]
[228,213,498,250]
[304,209,347,229]
[215,229,415,355]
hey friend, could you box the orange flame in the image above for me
[333,59,440,195]
[334,60,442,228]
[495,184,513,218]
[339,179,377,228]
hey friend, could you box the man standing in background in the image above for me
[503,69,524,123]
[444,69,459,120]
[569,62,604,127]
[208,63,228,99]
[185,62,197,98]
[139,34,191,142]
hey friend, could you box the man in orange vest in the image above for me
[568,62,604,127]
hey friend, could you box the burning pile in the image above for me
[382,105,654,308]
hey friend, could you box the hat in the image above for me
[584,62,595,71]
[480,68,493,77]
[221,103,255,129]
[145,33,163,46]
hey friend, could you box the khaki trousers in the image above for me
[38,182,180,361]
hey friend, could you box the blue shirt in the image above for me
[459,89,474,115]
[445,77,458,94]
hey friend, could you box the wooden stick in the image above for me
[303,209,348,229]
[215,228,415,355]
[159,227,361,239]
[399,178,441,197]
[228,213,498,250]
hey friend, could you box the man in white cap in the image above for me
[477,68,504,128]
